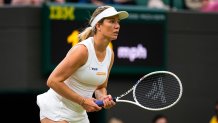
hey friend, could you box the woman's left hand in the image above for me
[102,95,116,109]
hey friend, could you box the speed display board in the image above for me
[42,3,167,74]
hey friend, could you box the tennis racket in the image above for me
[95,71,183,111]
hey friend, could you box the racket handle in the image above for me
[95,97,117,107]
[95,100,104,107]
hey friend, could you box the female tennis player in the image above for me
[37,5,129,123]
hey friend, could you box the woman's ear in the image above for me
[96,23,101,32]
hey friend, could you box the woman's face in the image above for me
[155,118,168,123]
[98,15,120,41]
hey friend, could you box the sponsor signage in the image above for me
[42,3,167,74]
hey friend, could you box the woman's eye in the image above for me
[110,20,115,23]
[109,20,120,24]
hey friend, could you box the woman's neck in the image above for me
[93,35,110,52]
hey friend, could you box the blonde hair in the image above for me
[78,5,112,41]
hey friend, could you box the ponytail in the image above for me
[78,27,93,41]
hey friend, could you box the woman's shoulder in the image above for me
[66,42,88,58]
[76,37,94,53]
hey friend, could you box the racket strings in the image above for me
[134,73,181,109]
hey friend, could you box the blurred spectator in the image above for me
[10,0,78,5]
[108,117,124,123]
[147,0,170,10]
[11,0,45,5]
[78,0,135,6]
[201,0,218,12]
[0,0,4,5]
[209,100,218,123]
[50,0,79,3]
[113,0,136,5]
[77,0,87,4]
[185,0,204,10]
[3,0,12,4]
[53,0,65,3]
[90,0,113,6]
[77,0,113,6]
[70,0,79,2]
[152,114,168,123]
[32,0,46,4]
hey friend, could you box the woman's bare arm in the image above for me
[47,45,101,111]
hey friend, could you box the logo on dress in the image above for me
[89,67,98,71]
[145,77,166,103]
[96,72,106,75]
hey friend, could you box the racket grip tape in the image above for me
[95,97,117,107]
[95,100,104,107]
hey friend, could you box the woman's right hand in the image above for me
[81,98,102,112]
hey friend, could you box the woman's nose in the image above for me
[115,22,120,29]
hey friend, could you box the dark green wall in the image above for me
[0,6,45,91]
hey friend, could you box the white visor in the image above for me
[91,7,129,28]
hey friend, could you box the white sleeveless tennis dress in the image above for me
[36,37,112,123]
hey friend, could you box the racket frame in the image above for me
[115,71,183,111]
